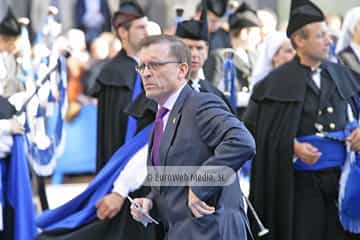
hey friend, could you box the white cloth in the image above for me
[311,68,321,89]
[0,119,13,158]
[190,68,205,92]
[251,31,289,86]
[112,144,149,197]
[335,7,360,54]
[111,83,187,197]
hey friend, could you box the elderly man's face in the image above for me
[138,43,188,105]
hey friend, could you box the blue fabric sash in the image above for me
[125,73,142,143]
[5,136,38,239]
[223,57,237,112]
[294,131,347,171]
[36,123,152,231]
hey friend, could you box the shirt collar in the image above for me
[160,82,187,112]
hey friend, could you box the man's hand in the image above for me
[96,192,124,220]
[130,198,153,223]
[347,128,360,152]
[294,141,321,164]
[188,189,215,218]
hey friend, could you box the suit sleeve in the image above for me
[190,94,256,201]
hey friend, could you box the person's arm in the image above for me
[96,144,148,219]
[0,118,23,158]
[190,94,256,202]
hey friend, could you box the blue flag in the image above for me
[223,57,237,112]
[6,135,37,240]
[36,123,152,231]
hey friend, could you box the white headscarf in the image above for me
[252,31,288,86]
[335,7,360,54]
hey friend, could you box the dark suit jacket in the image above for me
[147,85,256,240]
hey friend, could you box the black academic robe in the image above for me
[337,46,360,74]
[243,57,360,240]
[91,49,139,172]
[36,94,163,240]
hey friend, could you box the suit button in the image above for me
[318,110,322,116]
[329,123,336,130]
[327,107,334,114]
[314,123,324,132]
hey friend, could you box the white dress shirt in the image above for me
[111,82,187,197]
[0,119,13,158]
[161,82,187,130]
[311,67,321,89]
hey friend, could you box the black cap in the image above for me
[206,0,228,17]
[112,1,145,29]
[286,0,325,37]
[176,20,209,41]
[176,0,208,41]
[0,7,21,36]
[228,2,260,30]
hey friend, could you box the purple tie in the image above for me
[152,107,169,166]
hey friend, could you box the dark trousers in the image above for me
[293,168,347,240]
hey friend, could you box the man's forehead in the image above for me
[139,44,169,60]
[131,17,148,27]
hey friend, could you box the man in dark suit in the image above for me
[130,35,255,240]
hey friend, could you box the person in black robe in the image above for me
[91,1,148,172]
[175,0,235,113]
[243,0,360,240]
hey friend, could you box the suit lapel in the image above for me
[159,85,193,166]
[306,74,320,95]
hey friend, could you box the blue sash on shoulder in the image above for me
[294,131,347,171]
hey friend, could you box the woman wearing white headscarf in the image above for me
[251,31,295,86]
[336,7,360,73]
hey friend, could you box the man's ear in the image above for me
[293,34,304,49]
[177,63,189,80]
[117,27,128,41]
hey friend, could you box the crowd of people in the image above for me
[1,0,360,239]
